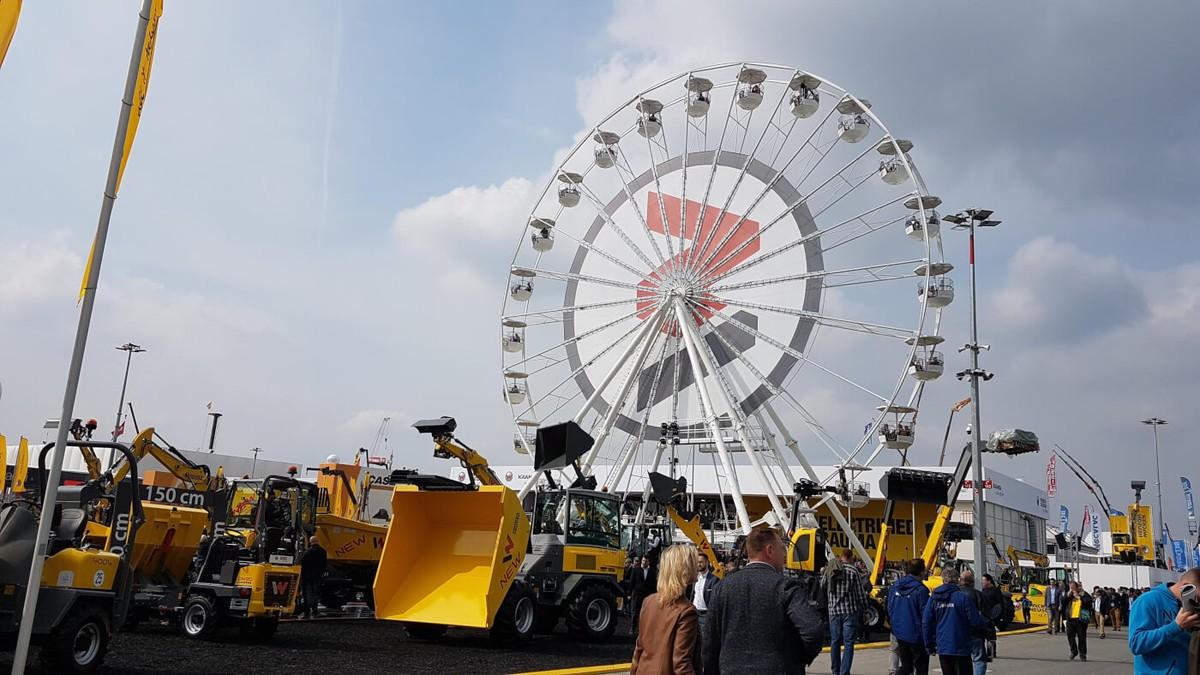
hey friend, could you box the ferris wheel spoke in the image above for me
[688,87,837,276]
[552,226,655,282]
[704,294,916,340]
[695,300,890,403]
[513,309,659,422]
[705,196,910,287]
[637,98,679,267]
[822,273,920,290]
[609,145,670,269]
[509,308,643,371]
[503,296,644,323]
[690,138,883,283]
[574,180,661,273]
[521,267,645,292]
[708,258,924,293]
[683,68,743,276]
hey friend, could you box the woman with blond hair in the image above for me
[631,543,702,674]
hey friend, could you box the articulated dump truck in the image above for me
[373,417,625,644]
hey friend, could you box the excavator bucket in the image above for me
[648,471,686,506]
[373,482,530,629]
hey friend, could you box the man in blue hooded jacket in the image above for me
[923,566,989,675]
[1128,567,1200,674]
[888,558,930,675]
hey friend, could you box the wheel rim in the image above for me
[514,596,535,634]
[586,598,611,632]
[865,604,879,628]
[184,604,208,635]
[72,621,101,665]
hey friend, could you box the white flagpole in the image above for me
[11,1,153,671]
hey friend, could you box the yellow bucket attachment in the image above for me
[127,503,208,584]
[317,513,387,565]
[373,484,529,629]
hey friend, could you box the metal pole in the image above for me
[968,220,988,576]
[111,343,144,442]
[12,3,153,671]
[1153,423,1165,559]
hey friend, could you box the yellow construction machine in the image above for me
[373,417,626,643]
[0,436,146,671]
[309,451,388,610]
[645,472,723,579]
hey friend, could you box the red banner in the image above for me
[1047,453,1058,497]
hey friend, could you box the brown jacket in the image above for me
[631,594,702,675]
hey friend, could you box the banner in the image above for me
[1183,477,1197,536]
[1130,504,1155,562]
[0,434,6,493]
[1173,540,1189,572]
[1091,510,1102,548]
[1194,544,1200,569]
[80,0,164,301]
[1060,505,1070,533]
[12,436,28,493]
[1046,453,1058,497]
[0,0,19,69]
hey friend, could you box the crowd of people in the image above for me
[626,527,1200,675]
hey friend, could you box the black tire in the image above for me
[863,598,886,632]
[41,604,110,672]
[566,584,618,642]
[404,622,448,641]
[180,594,220,640]
[490,581,536,644]
[238,616,279,642]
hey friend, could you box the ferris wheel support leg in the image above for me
[762,405,874,567]
[673,302,753,534]
[677,306,790,528]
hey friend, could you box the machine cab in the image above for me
[221,477,317,565]
[528,488,621,550]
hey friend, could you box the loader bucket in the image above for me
[373,484,530,629]
[879,468,955,506]
[648,471,686,506]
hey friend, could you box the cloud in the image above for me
[391,177,538,248]
[0,232,82,313]
[992,237,1148,343]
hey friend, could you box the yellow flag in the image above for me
[0,0,19,70]
[117,0,163,192]
[0,434,7,494]
[13,436,28,493]
[79,0,163,302]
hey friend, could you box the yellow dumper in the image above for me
[310,454,388,610]
[373,417,625,643]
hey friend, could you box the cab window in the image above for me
[566,493,620,549]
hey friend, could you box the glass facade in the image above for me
[952,503,1047,555]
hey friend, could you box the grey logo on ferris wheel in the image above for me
[564,150,823,435]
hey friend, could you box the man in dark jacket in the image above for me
[888,558,930,675]
[690,549,721,634]
[923,566,989,675]
[629,555,656,635]
[299,535,327,618]
[959,570,991,673]
[703,526,824,674]
[1060,580,1093,661]
[979,574,1005,660]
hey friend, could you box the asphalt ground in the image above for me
[0,618,1136,674]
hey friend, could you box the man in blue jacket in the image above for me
[1128,567,1200,674]
[923,566,989,675]
[888,558,931,675]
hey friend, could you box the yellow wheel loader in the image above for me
[373,417,625,644]
[0,438,146,672]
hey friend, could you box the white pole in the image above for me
[11,2,154,672]
[673,302,751,534]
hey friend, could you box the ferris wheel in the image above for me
[500,62,950,545]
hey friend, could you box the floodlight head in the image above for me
[1131,480,1146,491]
[942,212,968,225]
[979,220,1001,227]
[412,416,457,437]
[968,209,994,220]
[1141,417,1167,426]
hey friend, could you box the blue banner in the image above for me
[1109,508,1125,517]
[1091,511,1102,548]
[1060,505,1070,533]
[1183,477,1197,535]
[1194,545,1200,568]
[1173,540,1189,571]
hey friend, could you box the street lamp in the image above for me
[112,342,146,441]
[250,447,262,477]
[1141,417,1168,560]
[943,208,1000,575]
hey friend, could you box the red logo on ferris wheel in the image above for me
[636,192,760,333]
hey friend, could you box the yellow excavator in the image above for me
[373,417,626,643]
[0,436,146,671]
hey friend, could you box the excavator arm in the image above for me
[413,416,503,487]
[647,472,723,579]
[110,427,223,491]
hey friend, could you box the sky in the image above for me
[1,2,1198,540]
